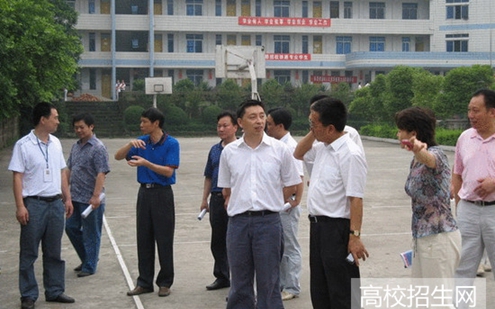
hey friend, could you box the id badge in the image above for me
[43,168,53,182]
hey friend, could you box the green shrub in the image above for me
[123,105,145,133]
[202,105,223,124]
[436,128,462,146]
[165,106,189,126]
[360,123,397,139]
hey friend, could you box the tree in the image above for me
[436,65,494,118]
[260,79,285,109]
[0,0,83,119]
[383,66,417,120]
[411,70,443,110]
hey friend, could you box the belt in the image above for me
[465,200,495,206]
[140,183,170,189]
[236,210,276,217]
[308,215,340,223]
[25,195,62,203]
[211,191,223,197]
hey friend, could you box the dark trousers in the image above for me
[309,217,361,309]
[226,212,284,309]
[136,185,175,289]
[209,193,230,282]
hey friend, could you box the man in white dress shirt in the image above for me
[218,99,301,309]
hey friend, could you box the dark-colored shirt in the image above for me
[203,141,223,193]
[126,132,180,186]
[67,135,110,203]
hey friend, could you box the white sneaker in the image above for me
[281,291,298,301]
[484,260,492,272]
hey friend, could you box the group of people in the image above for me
[395,89,495,308]
[8,88,495,309]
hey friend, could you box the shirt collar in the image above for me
[328,133,349,151]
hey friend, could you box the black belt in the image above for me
[465,200,495,206]
[140,183,170,189]
[308,215,342,223]
[236,210,276,217]
[25,195,62,203]
[211,192,223,197]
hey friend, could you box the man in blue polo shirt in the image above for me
[115,107,180,298]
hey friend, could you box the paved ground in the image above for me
[0,136,492,309]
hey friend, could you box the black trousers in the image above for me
[209,193,230,282]
[309,217,361,309]
[136,185,175,289]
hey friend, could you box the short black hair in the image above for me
[32,102,56,127]
[141,107,165,128]
[395,106,437,147]
[72,113,95,127]
[310,97,347,132]
[267,107,292,130]
[237,99,265,120]
[309,94,329,105]
[217,111,237,125]
[472,88,495,110]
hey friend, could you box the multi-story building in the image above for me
[70,0,495,100]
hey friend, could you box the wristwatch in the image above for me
[350,230,361,237]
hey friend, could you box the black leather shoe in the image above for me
[46,293,75,303]
[206,279,230,290]
[127,286,153,296]
[73,264,82,272]
[77,271,93,277]
[21,298,35,309]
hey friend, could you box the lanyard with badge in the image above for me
[37,137,53,182]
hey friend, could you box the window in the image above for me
[446,34,468,52]
[89,69,96,90]
[186,0,203,16]
[216,34,222,46]
[132,38,139,49]
[344,2,352,18]
[274,35,290,53]
[255,35,262,46]
[302,35,308,53]
[313,1,322,18]
[241,35,251,46]
[241,0,251,16]
[370,2,385,19]
[101,0,110,14]
[215,0,221,16]
[186,69,203,86]
[255,0,261,16]
[402,37,410,52]
[369,36,385,51]
[168,34,174,52]
[89,33,96,52]
[302,1,308,17]
[101,33,111,52]
[313,35,322,54]
[402,3,417,19]
[274,1,290,17]
[167,0,174,15]
[155,34,163,52]
[227,0,236,16]
[336,36,352,54]
[89,0,95,13]
[168,69,174,84]
[330,1,339,18]
[446,0,469,20]
[227,35,237,45]
[274,70,291,84]
[302,70,309,84]
[186,34,203,53]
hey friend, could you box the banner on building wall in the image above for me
[311,76,357,83]
[265,53,311,61]
[238,17,331,27]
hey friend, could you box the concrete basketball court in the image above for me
[0,136,492,308]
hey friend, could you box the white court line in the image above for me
[103,215,144,309]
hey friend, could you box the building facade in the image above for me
[70,0,495,100]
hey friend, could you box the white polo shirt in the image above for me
[8,130,66,197]
[304,133,367,219]
[218,133,302,216]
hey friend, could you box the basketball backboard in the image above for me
[215,45,266,79]
[145,77,172,95]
